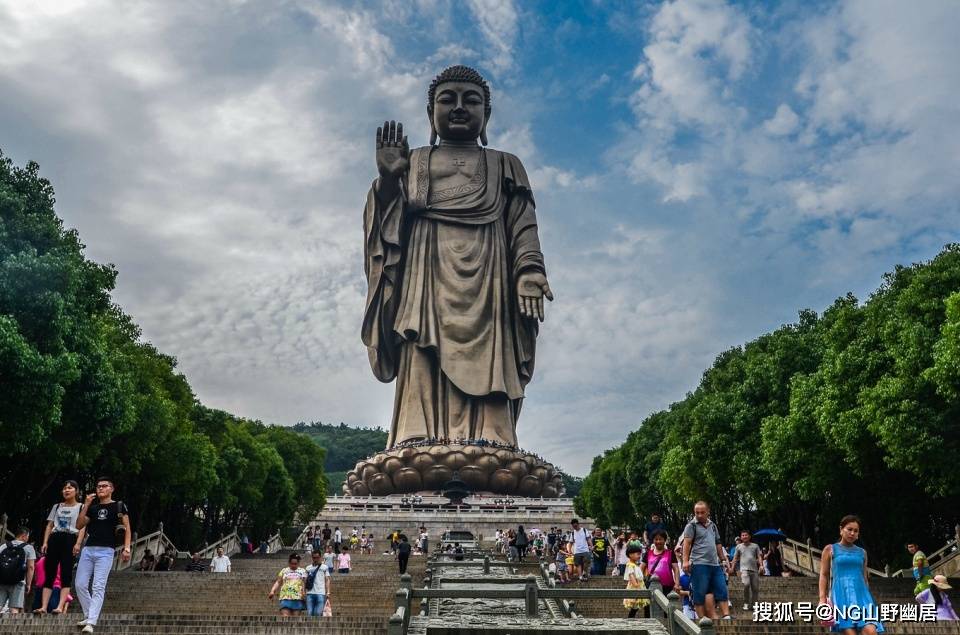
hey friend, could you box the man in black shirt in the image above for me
[185,553,205,572]
[74,477,131,633]
[396,535,412,574]
[643,513,668,546]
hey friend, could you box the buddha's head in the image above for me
[427,65,491,146]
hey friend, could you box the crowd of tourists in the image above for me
[304,523,438,559]
[4,484,957,628]
[488,502,957,629]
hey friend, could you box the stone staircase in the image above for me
[1,549,426,634]
[6,548,959,634]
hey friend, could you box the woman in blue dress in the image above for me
[818,515,883,634]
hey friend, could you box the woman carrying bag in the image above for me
[36,480,85,615]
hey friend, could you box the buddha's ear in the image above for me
[480,119,489,146]
[429,118,438,146]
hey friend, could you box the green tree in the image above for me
[0,151,326,548]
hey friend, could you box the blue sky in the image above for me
[1,0,958,475]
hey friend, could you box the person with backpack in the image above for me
[0,526,37,614]
[681,501,732,621]
[570,518,593,582]
[304,550,331,617]
[74,476,131,633]
[37,479,85,614]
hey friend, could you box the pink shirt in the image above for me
[645,548,675,588]
[337,553,351,569]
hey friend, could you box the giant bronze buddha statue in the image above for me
[344,65,562,497]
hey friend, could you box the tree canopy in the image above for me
[576,245,960,568]
[0,151,326,546]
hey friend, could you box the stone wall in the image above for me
[302,495,592,543]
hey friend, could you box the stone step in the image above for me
[714,622,960,634]
[0,614,388,634]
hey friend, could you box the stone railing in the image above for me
[536,559,716,635]
[114,523,180,571]
[782,537,886,578]
[389,571,708,635]
[112,523,243,572]
[196,530,241,560]
[779,534,960,579]
[266,531,284,553]
[291,523,312,551]
[887,531,960,578]
[0,513,15,540]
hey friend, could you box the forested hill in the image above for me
[295,422,585,496]
[294,422,387,493]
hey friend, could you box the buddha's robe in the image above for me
[362,146,546,448]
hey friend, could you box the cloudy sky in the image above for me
[2,0,958,475]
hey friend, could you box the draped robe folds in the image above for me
[362,147,546,448]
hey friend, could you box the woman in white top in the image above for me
[37,480,85,614]
[613,532,629,576]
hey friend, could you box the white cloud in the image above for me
[0,0,429,433]
[466,0,519,73]
[625,0,960,257]
[491,124,598,191]
[763,104,799,136]
[2,0,958,478]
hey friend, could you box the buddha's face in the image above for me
[432,80,486,142]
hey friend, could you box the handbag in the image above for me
[322,598,332,617]
[644,550,668,586]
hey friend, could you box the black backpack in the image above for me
[0,541,27,585]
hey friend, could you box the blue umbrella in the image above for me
[752,528,787,543]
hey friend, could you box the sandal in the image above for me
[33,608,47,614]
[51,608,64,614]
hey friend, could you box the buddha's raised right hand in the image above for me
[376,120,409,181]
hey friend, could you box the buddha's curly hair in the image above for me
[427,65,492,119]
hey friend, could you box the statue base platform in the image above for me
[342,443,564,497]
